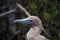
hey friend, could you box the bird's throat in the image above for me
[27,26,42,37]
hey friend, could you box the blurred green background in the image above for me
[0,0,60,40]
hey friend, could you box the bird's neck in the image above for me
[27,25,42,37]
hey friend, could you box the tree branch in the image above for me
[0,9,16,17]
[0,6,6,10]
[16,3,31,17]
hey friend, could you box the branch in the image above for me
[0,6,6,10]
[16,3,31,17]
[0,9,16,17]
[8,30,20,40]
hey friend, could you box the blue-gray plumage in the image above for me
[14,16,50,40]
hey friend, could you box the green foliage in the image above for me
[27,1,38,16]
[43,12,53,22]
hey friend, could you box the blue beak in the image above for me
[14,18,32,24]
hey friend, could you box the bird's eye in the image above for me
[29,20,32,22]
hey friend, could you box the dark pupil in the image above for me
[30,20,32,22]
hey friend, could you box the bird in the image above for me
[14,16,50,40]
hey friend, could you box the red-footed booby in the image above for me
[14,16,50,40]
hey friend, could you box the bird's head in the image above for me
[14,16,42,25]
[14,16,51,38]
